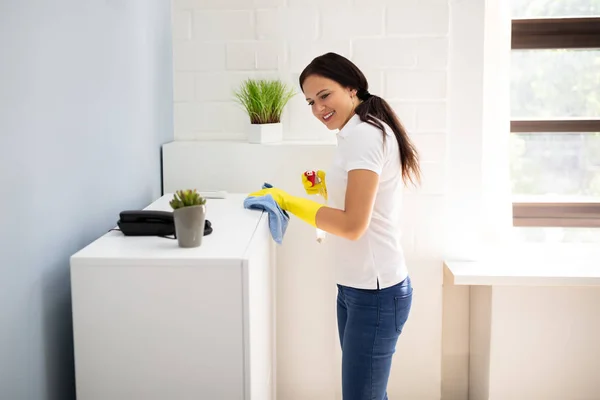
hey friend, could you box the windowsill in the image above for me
[444,243,600,286]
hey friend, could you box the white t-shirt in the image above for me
[326,114,408,290]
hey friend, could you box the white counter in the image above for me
[443,245,600,400]
[72,194,265,265]
[444,244,600,286]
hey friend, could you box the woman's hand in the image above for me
[247,186,324,228]
[302,170,328,200]
[248,187,291,210]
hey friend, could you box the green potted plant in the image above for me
[169,189,207,248]
[233,78,296,143]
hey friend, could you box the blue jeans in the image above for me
[337,276,413,400]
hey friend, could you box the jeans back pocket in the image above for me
[394,290,413,333]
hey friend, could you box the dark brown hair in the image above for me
[299,52,421,186]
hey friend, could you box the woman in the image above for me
[248,52,420,400]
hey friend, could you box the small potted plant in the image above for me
[169,189,207,248]
[233,78,296,143]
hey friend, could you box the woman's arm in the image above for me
[247,125,383,240]
[316,169,379,241]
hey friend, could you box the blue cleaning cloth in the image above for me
[243,183,289,244]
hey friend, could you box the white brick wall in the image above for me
[171,1,448,144]
[171,1,449,399]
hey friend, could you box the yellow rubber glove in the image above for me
[248,187,324,228]
[302,170,328,200]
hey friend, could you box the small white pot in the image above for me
[247,122,283,144]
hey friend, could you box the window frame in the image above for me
[510,16,600,228]
[512,17,600,49]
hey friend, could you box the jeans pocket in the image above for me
[394,290,413,333]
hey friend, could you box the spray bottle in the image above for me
[304,170,328,243]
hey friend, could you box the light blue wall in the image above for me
[0,1,174,399]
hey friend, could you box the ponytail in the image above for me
[356,92,421,187]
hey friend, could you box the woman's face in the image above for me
[302,74,357,131]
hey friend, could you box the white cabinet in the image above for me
[70,194,276,400]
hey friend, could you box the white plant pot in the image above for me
[247,122,283,144]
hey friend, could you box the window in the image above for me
[509,0,600,236]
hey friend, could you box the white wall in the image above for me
[0,1,173,399]
[169,0,490,399]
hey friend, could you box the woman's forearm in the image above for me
[280,194,364,240]
[315,206,367,241]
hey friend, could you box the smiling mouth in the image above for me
[323,111,335,122]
